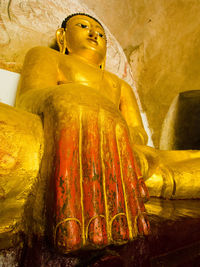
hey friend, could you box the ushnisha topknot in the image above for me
[61,13,105,32]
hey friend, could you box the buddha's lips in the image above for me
[87,38,98,45]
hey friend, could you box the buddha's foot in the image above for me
[51,111,150,254]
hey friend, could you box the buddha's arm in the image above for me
[16,46,59,111]
[119,80,148,145]
[118,82,167,181]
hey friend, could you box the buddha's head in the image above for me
[56,13,107,68]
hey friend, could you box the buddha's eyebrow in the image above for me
[74,18,103,31]
[95,25,104,32]
[74,19,90,25]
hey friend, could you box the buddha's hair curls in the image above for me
[61,13,104,31]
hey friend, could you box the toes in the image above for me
[88,216,107,245]
[55,220,82,253]
[137,214,150,236]
[111,215,129,242]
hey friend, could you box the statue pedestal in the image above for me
[147,198,200,266]
[19,197,200,266]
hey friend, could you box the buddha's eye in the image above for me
[76,23,88,29]
[97,32,104,38]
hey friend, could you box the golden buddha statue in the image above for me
[15,13,149,253]
[1,12,200,255]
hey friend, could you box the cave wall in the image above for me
[82,0,200,147]
[0,0,132,82]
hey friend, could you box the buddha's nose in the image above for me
[89,29,97,39]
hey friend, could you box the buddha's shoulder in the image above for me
[104,69,123,87]
[25,46,60,60]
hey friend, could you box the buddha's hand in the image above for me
[145,163,175,198]
[132,145,176,199]
[132,144,160,179]
[129,126,148,146]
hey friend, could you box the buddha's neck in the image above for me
[68,52,103,69]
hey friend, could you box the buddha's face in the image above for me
[64,15,106,65]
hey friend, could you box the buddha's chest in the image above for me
[58,59,121,105]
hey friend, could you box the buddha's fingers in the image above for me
[116,124,150,237]
[137,213,150,236]
[53,113,82,252]
[138,177,150,203]
[82,109,107,246]
[133,156,150,202]
[101,116,129,242]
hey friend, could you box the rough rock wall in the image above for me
[82,0,200,147]
[0,0,133,85]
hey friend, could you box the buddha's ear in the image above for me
[100,56,106,70]
[56,28,67,54]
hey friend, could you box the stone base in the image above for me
[3,197,200,266]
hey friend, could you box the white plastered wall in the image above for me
[0,69,20,106]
